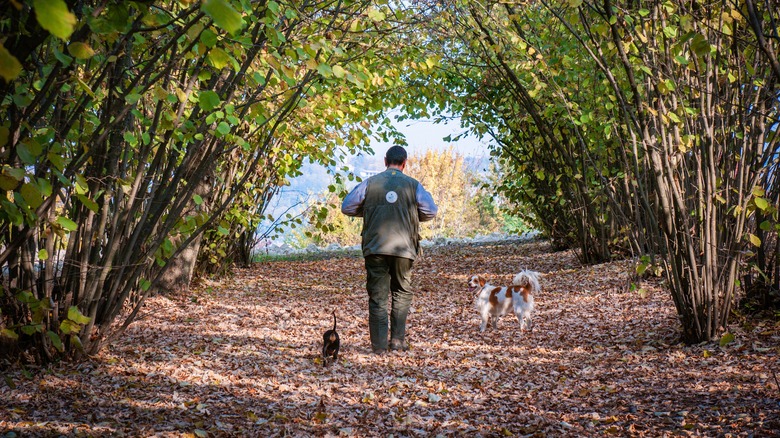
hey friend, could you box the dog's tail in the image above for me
[512,270,541,293]
[332,310,337,331]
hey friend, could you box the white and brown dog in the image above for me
[468,270,540,332]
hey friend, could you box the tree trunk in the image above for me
[157,233,204,293]
[156,174,212,293]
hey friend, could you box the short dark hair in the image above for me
[385,146,407,165]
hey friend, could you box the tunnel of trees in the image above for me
[0,0,778,364]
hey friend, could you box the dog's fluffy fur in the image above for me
[468,270,540,332]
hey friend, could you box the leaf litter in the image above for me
[1,239,779,436]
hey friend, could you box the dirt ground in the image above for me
[1,239,779,436]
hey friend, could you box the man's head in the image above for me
[385,146,407,168]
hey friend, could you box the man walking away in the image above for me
[341,146,438,354]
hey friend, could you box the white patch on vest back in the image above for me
[386,191,398,203]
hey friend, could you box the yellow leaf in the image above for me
[753,197,769,211]
[33,0,77,40]
[1,328,19,340]
[77,78,95,98]
[332,65,347,79]
[208,48,231,70]
[68,42,95,59]
[201,0,244,35]
[0,43,23,82]
[719,332,735,347]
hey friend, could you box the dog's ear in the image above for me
[478,275,486,287]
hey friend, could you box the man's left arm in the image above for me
[416,184,438,222]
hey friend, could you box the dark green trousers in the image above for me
[365,254,414,351]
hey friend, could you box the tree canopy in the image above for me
[411,0,780,343]
[0,0,436,360]
[1,0,779,365]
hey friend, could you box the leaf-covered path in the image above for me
[2,240,779,436]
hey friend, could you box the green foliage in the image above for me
[415,0,780,342]
[0,288,89,357]
[499,211,532,236]
[253,247,360,263]
[0,0,421,363]
[1,0,774,365]
[402,3,629,260]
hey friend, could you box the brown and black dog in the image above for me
[322,310,340,366]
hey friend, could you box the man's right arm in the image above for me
[341,180,368,217]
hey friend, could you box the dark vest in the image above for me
[361,169,421,260]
